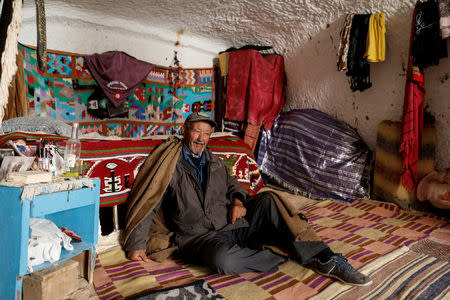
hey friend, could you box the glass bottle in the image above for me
[63,123,82,177]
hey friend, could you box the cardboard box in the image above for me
[23,259,79,300]
[71,250,93,283]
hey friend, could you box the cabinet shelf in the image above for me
[0,178,100,300]
[31,241,94,273]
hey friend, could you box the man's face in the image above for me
[182,121,212,154]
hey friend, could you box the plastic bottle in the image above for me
[63,123,82,177]
[38,147,50,172]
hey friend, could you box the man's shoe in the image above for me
[314,253,372,286]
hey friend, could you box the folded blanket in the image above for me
[258,109,371,202]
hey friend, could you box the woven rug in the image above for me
[409,223,450,261]
[410,239,450,261]
[129,280,223,300]
[310,246,450,300]
[93,198,448,299]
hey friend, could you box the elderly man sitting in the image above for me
[123,112,372,286]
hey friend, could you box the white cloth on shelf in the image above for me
[27,218,73,272]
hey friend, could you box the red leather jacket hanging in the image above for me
[226,49,286,131]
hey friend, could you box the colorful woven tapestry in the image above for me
[19,44,214,137]
[0,132,263,207]
[93,198,449,299]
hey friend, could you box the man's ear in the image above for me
[181,125,186,136]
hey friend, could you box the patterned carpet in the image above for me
[311,246,450,300]
[129,280,224,300]
[93,198,449,299]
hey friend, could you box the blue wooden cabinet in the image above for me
[0,178,100,300]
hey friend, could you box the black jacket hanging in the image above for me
[412,0,448,69]
[346,14,372,92]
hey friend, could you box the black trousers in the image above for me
[179,192,329,274]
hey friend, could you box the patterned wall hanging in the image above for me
[20,44,214,137]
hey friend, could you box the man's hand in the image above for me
[127,249,150,262]
[229,199,247,224]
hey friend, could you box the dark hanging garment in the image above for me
[412,0,448,69]
[86,85,110,119]
[346,14,372,92]
[85,51,155,107]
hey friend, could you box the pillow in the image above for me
[0,117,72,137]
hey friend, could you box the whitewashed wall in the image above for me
[18,0,449,169]
[283,8,450,171]
[18,1,223,67]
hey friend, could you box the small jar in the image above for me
[38,148,50,172]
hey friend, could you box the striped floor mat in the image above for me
[310,246,450,300]
[93,199,448,299]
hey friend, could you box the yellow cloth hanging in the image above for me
[364,13,386,62]
[219,52,229,76]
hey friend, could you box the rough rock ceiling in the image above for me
[21,0,415,56]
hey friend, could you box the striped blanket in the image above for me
[257,109,371,202]
[312,246,450,300]
[93,198,449,299]
[0,132,263,207]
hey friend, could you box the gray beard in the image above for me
[184,142,203,158]
[191,151,202,158]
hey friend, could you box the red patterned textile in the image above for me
[243,123,261,151]
[0,133,263,207]
[399,5,425,191]
[226,49,285,131]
